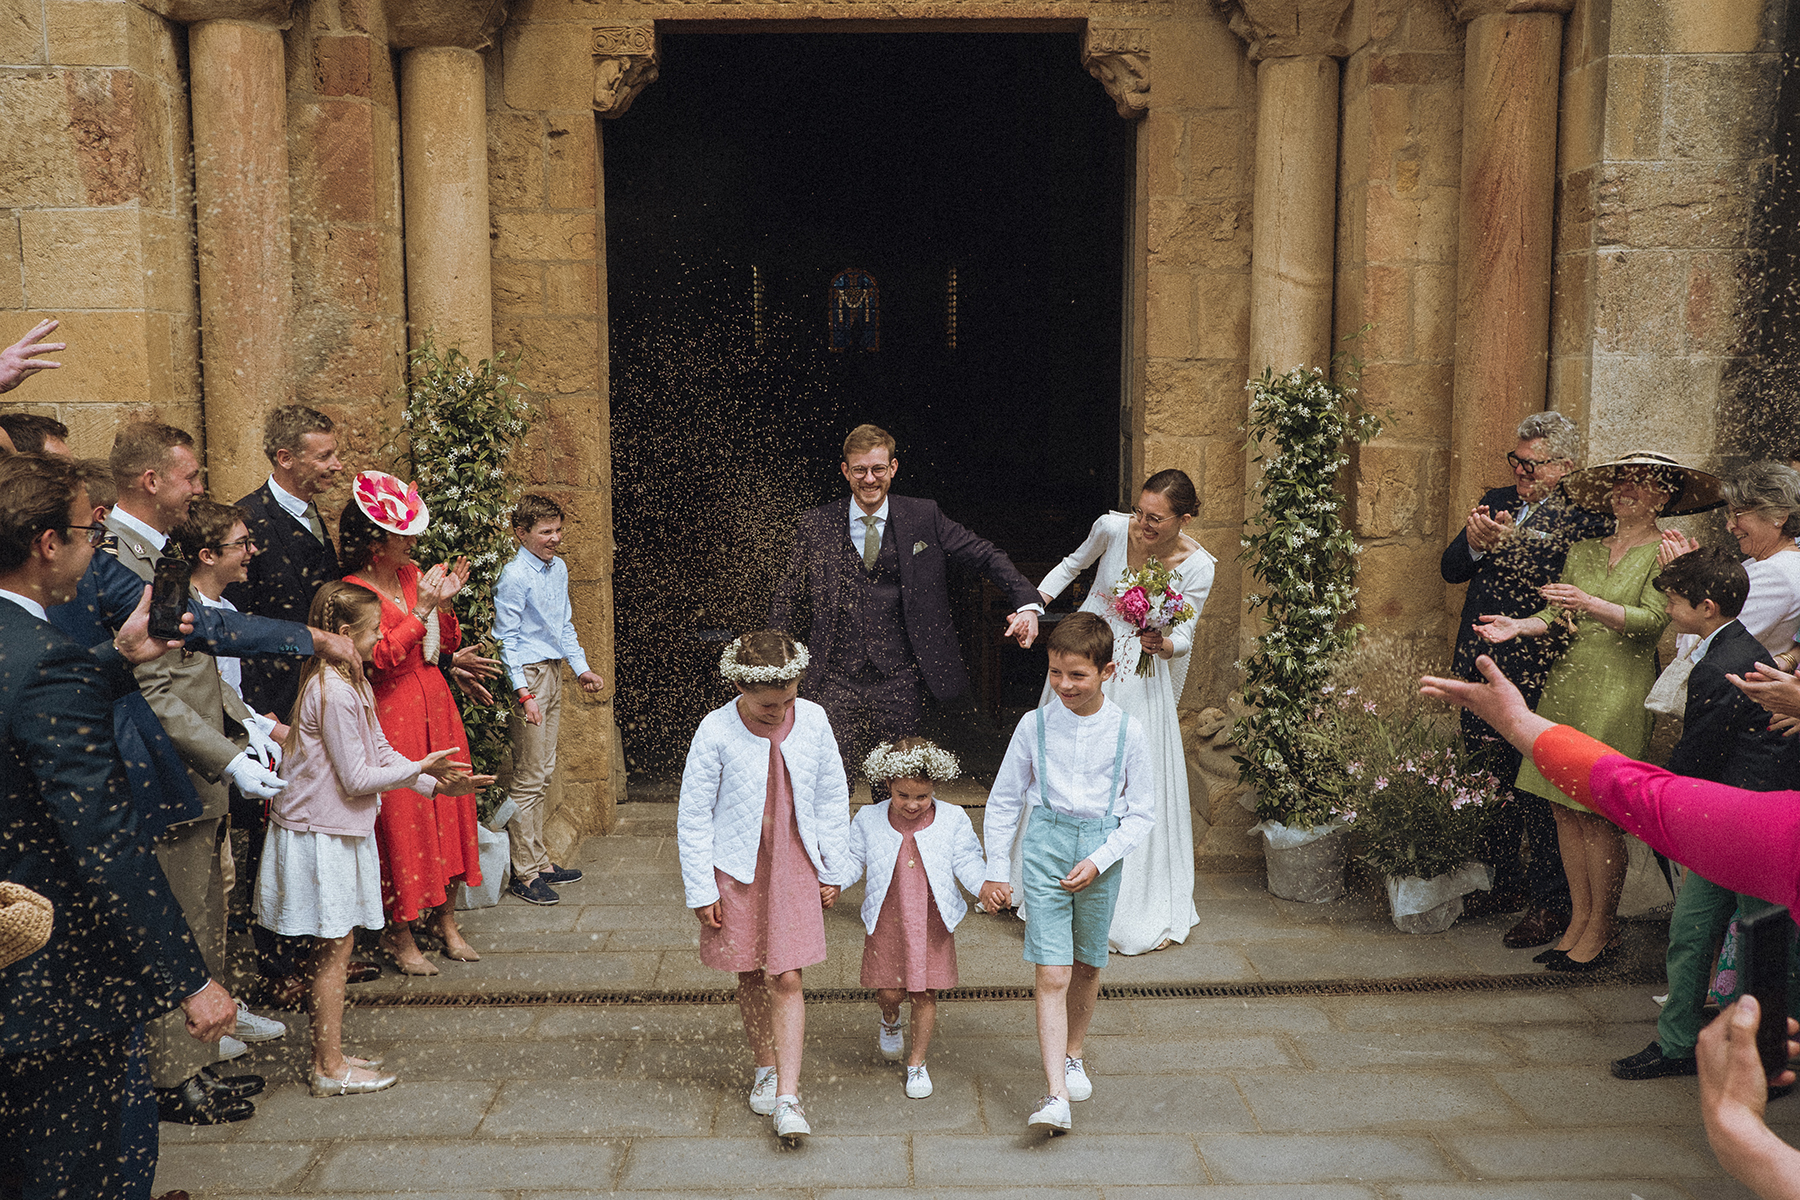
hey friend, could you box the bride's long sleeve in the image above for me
[1164,550,1216,659]
[1038,513,1117,602]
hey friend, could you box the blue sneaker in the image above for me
[509,876,560,906]
[541,863,584,885]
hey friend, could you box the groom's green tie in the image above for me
[861,514,880,570]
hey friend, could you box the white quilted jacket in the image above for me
[676,697,853,908]
[844,799,988,935]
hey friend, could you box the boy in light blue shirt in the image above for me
[492,494,605,905]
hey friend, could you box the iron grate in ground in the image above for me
[347,966,1661,1008]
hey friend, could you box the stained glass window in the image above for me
[829,268,880,352]
[946,265,958,350]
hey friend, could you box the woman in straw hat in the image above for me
[1475,451,1723,972]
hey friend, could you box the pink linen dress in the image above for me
[699,704,828,976]
[859,805,958,991]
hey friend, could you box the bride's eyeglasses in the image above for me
[1131,507,1177,529]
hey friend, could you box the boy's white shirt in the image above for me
[982,695,1153,882]
[845,798,988,935]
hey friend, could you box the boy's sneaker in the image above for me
[1065,1056,1093,1101]
[1028,1094,1071,1131]
[878,1019,905,1061]
[233,1000,287,1043]
[772,1096,810,1139]
[905,1064,933,1099]
[541,863,584,885]
[749,1066,779,1115]
[509,876,560,906]
[216,1035,248,1062]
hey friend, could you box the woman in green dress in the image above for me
[1475,453,1723,971]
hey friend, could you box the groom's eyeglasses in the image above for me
[848,465,892,479]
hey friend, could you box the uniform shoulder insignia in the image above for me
[97,532,120,553]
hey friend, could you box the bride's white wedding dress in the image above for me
[1011,511,1215,955]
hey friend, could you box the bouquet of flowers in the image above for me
[1106,558,1196,678]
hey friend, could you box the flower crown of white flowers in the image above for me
[863,740,961,785]
[718,637,811,684]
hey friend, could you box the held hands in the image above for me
[1658,530,1701,565]
[978,881,1012,912]
[1060,859,1100,893]
[180,979,238,1042]
[1005,609,1040,649]
[242,711,284,771]
[819,884,840,909]
[113,585,190,664]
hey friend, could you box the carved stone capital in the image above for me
[1082,25,1149,119]
[1454,0,1574,19]
[385,0,507,49]
[1213,0,1353,60]
[593,23,659,117]
[132,0,293,27]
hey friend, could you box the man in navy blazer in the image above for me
[1440,412,1610,947]
[0,453,237,1198]
[770,424,1042,770]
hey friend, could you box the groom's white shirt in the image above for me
[846,496,890,549]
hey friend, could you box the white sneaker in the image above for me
[216,1035,248,1061]
[772,1096,810,1139]
[1028,1094,1071,1131]
[748,1066,779,1115]
[878,1018,905,1062]
[234,1000,287,1043]
[1065,1056,1093,1102]
[905,1063,933,1099]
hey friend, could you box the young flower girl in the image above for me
[846,738,988,1099]
[676,631,851,1140]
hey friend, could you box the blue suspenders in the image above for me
[1034,705,1130,825]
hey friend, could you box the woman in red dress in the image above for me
[339,471,485,975]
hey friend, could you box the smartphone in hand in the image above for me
[148,557,190,642]
[1737,902,1794,1081]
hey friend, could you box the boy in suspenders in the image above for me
[979,612,1154,1132]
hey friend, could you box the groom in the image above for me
[770,423,1043,771]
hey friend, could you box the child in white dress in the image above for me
[845,738,988,1099]
[256,582,490,1097]
[677,631,851,1140]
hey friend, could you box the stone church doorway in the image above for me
[605,30,1132,786]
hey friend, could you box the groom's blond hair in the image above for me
[843,424,896,461]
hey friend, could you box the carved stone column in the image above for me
[187,16,295,504]
[592,24,659,118]
[1082,25,1149,119]
[1447,0,1573,525]
[1218,0,1352,375]
[400,47,494,360]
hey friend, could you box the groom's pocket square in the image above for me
[913,541,928,555]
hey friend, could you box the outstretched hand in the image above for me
[1005,609,1039,649]
[1419,654,1555,757]
[0,318,64,394]
[1728,664,1800,722]
[113,584,190,663]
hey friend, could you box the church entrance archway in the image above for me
[604,30,1132,787]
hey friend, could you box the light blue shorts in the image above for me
[1021,807,1123,969]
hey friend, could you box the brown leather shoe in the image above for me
[346,960,382,985]
[1503,905,1570,949]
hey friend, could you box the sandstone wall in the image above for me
[0,0,201,453]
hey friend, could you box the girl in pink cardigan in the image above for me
[256,582,490,1097]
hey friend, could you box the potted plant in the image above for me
[1232,361,1383,902]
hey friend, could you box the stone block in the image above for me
[491,259,544,312]
[1354,442,1429,539]
[1593,248,1684,355]
[297,223,383,312]
[491,211,596,262]
[545,261,597,315]
[545,112,596,209]
[1557,60,1604,176]
[1357,360,1453,441]
[16,310,152,405]
[291,100,378,223]
[1550,251,1594,357]
[293,312,405,405]
[1145,269,1194,358]
[1439,1129,1716,1179]
[1595,161,1758,251]
[495,315,597,396]
[1601,55,1665,163]
[1413,263,1456,361]
[488,110,544,207]
[1149,198,1250,270]
[313,34,372,98]
[0,0,45,63]
[1557,166,1594,255]
[42,0,131,66]
[502,22,600,112]
[1585,353,1719,464]
[140,209,193,315]
[1145,359,1249,438]
[1205,433,1247,500]
[20,207,146,308]
[1186,114,1245,199]
[1142,436,1207,500]
[1358,264,1411,344]
[1198,1132,1457,1184]
[1663,55,1780,162]
[0,217,22,309]
[1610,0,1774,54]
[1145,110,1182,198]
[1684,249,1754,355]
[1356,540,1449,628]
[1194,272,1251,360]
[1152,13,1251,111]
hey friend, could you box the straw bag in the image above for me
[0,882,53,970]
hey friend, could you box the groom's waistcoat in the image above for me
[827,523,909,678]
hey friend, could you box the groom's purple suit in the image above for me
[770,494,1040,763]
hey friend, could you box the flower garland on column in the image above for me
[1232,361,1384,831]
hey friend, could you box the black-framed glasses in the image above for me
[212,536,257,553]
[1506,451,1558,477]
[64,524,106,547]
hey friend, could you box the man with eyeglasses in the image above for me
[771,423,1043,775]
[1441,411,1610,949]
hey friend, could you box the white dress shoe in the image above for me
[309,1065,398,1097]
[233,1000,287,1043]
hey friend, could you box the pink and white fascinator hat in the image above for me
[352,470,430,536]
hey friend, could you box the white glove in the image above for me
[223,750,285,800]
[242,712,283,771]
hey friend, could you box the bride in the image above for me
[1013,469,1214,954]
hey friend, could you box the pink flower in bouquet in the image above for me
[1115,585,1151,626]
